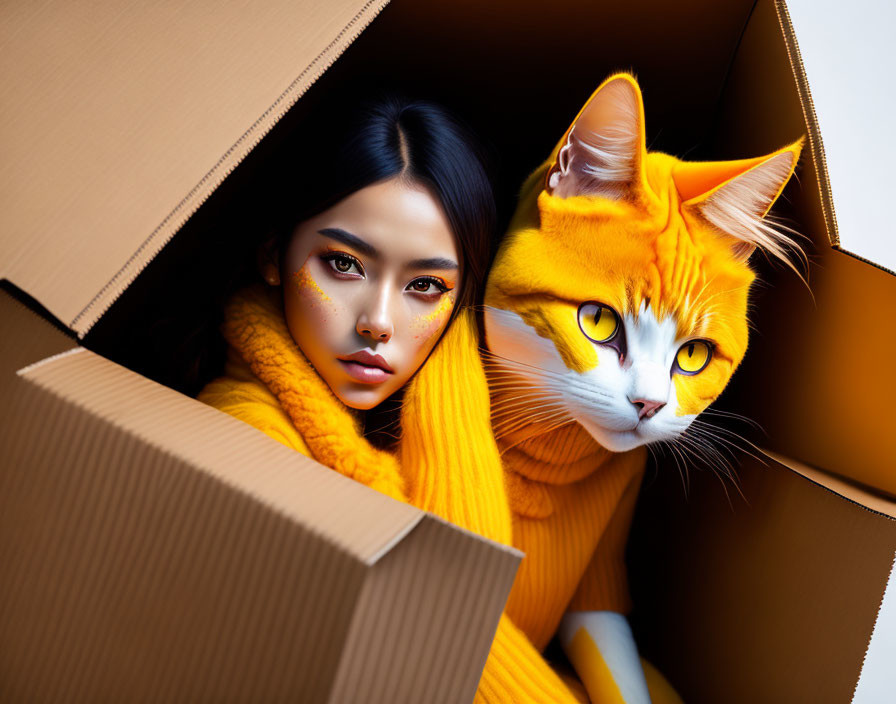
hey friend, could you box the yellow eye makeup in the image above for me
[577,302,620,343]
[293,265,331,303]
[674,340,712,375]
[411,292,455,336]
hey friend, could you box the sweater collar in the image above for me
[220,283,405,495]
[491,387,613,485]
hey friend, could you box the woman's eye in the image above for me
[578,302,620,343]
[323,253,363,276]
[674,340,712,375]
[407,277,449,296]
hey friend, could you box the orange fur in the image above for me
[488,73,802,417]
[483,73,804,699]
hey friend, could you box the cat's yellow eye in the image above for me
[675,340,712,375]
[578,302,620,343]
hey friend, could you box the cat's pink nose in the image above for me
[631,398,666,419]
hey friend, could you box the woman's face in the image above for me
[273,177,461,410]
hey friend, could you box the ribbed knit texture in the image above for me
[198,283,585,703]
[483,129,650,655]
[398,306,512,545]
[498,417,646,651]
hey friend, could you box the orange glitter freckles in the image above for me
[411,293,454,339]
[292,264,331,307]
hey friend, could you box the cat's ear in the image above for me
[546,73,647,200]
[676,138,804,263]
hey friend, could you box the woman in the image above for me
[198,94,588,702]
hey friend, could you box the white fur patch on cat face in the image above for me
[483,303,697,452]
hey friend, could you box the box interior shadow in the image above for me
[85,0,810,409]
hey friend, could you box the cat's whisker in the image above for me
[483,380,559,394]
[679,432,742,494]
[684,430,749,476]
[673,433,747,509]
[481,347,568,378]
[496,413,576,450]
[491,398,570,427]
[492,408,570,435]
[686,424,742,464]
[491,394,566,416]
[492,399,566,419]
[488,382,560,398]
[498,424,576,457]
[683,426,757,509]
[492,389,564,413]
[491,392,567,416]
[677,440,707,498]
[657,438,692,499]
[678,431,733,472]
[689,419,768,465]
[700,408,765,433]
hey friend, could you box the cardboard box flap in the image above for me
[709,0,896,494]
[762,448,896,520]
[781,0,896,275]
[15,345,423,564]
[629,447,896,703]
[3,341,522,700]
[0,0,389,337]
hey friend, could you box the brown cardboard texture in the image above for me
[2,0,894,701]
[629,449,896,704]
[1,290,522,702]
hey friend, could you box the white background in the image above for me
[786,0,896,273]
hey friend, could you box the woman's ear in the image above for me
[256,236,281,286]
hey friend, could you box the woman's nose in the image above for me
[356,287,394,342]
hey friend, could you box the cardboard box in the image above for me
[0,291,522,703]
[2,0,893,701]
[0,2,522,701]
[624,2,896,702]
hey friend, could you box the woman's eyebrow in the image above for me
[317,228,379,257]
[407,257,458,270]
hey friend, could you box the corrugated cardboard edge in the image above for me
[14,346,423,563]
[68,0,391,338]
[774,0,840,248]
[761,447,896,521]
[833,246,896,278]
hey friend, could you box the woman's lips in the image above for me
[337,360,392,384]
[337,350,394,384]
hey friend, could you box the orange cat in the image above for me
[481,73,804,702]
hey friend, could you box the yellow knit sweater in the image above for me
[500,420,647,651]
[198,283,591,703]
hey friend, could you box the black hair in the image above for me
[268,92,497,324]
[260,93,498,447]
[99,91,497,453]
